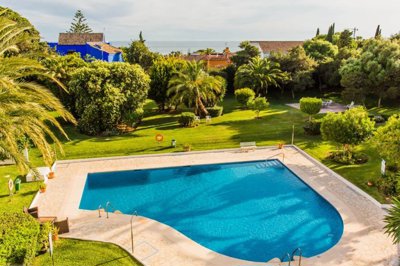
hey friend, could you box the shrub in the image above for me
[377,172,400,197]
[206,106,223,117]
[123,108,144,127]
[373,115,400,168]
[247,97,269,119]
[235,88,255,107]
[0,213,40,265]
[299,97,322,121]
[303,120,322,135]
[70,61,150,135]
[329,151,369,165]
[321,107,375,155]
[179,112,197,127]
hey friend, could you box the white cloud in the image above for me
[2,0,399,41]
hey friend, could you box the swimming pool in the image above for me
[79,159,343,262]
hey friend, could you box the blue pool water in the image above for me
[79,160,343,262]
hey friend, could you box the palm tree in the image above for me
[235,57,288,95]
[168,61,224,116]
[0,12,76,173]
[384,197,400,244]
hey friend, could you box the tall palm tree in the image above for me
[235,57,288,95]
[168,61,224,116]
[0,12,75,173]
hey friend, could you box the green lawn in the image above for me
[1,97,399,210]
[33,239,142,266]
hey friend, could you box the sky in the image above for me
[1,0,400,42]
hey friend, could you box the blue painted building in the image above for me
[48,33,123,62]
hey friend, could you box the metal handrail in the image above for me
[291,248,302,266]
[98,204,102,218]
[281,253,292,266]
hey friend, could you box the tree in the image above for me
[139,31,145,43]
[41,53,87,114]
[247,97,269,119]
[148,57,185,111]
[373,115,400,167]
[303,39,338,62]
[167,61,225,116]
[299,97,322,121]
[340,39,400,107]
[384,197,400,244]
[123,40,158,70]
[321,107,375,154]
[68,10,92,33]
[271,46,316,98]
[326,23,335,43]
[337,30,356,49]
[234,88,255,107]
[375,25,382,39]
[234,57,288,95]
[69,62,150,135]
[0,14,76,172]
[231,41,260,67]
[0,7,44,54]
[316,28,320,37]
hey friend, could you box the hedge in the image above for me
[0,213,42,265]
[179,112,197,127]
[206,106,223,117]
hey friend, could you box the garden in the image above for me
[1,6,400,265]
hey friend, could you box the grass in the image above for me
[1,96,399,210]
[33,239,142,266]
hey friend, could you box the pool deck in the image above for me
[33,146,398,266]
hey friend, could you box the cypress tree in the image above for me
[139,31,145,43]
[326,23,335,43]
[316,28,320,37]
[375,25,382,39]
[68,10,92,33]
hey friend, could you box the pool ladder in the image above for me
[97,201,120,218]
[280,248,302,266]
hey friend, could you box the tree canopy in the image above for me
[68,10,92,33]
[231,41,260,67]
[235,57,288,96]
[373,115,400,167]
[69,62,150,135]
[340,39,400,107]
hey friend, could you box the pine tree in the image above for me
[68,10,92,33]
[316,28,320,37]
[375,25,382,39]
[139,31,145,43]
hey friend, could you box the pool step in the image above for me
[255,160,284,169]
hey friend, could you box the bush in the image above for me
[235,88,255,107]
[247,97,269,119]
[179,112,197,127]
[329,151,369,165]
[70,61,150,135]
[0,213,41,265]
[303,120,321,135]
[299,97,322,121]
[206,106,223,117]
[123,108,144,127]
[377,172,400,197]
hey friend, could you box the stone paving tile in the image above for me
[33,146,398,266]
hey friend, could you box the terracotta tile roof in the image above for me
[58,33,104,45]
[87,42,122,54]
[250,41,304,53]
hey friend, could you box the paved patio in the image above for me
[286,103,348,113]
[32,146,398,266]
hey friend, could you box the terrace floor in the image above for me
[32,146,398,266]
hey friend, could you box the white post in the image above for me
[291,125,295,145]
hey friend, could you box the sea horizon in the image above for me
[110,40,243,55]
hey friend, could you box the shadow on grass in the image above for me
[95,255,133,266]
